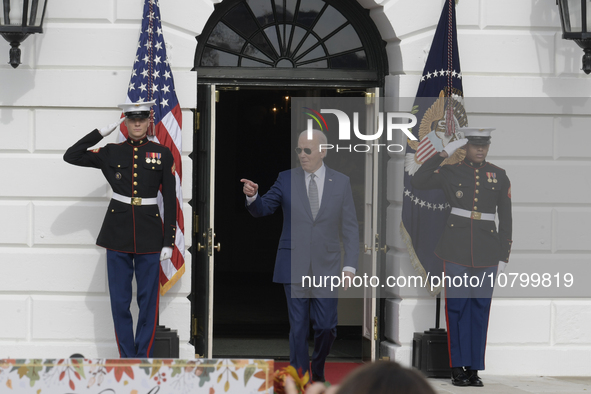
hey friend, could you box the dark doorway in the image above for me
[212,88,293,344]
[211,87,364,359]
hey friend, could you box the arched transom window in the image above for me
[194,0,388,86]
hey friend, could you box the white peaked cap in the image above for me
[117,100,156,117]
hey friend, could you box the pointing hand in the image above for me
[240,179,259,197]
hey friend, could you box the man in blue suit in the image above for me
[241,129,359,382]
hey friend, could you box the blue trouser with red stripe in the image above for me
[444,262,496,371]
[107,250,160,358]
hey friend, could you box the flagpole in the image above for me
[446,0,457,141]
[436,294,441,329]
[406,0,464,377]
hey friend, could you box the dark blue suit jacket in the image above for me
[247,165,359,284]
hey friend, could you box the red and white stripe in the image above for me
[151,105,185,294]
[416,137,438,163]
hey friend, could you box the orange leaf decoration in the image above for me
[231,359,250,370]
[105,359,141,382]
[254,369,274,392]
[0,359,16,369]
[273,366,310,394]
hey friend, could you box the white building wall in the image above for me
[0,0,199,359]
[0,0,590,375]
[368,0,591,376]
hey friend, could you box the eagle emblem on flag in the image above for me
[404,90,468,176]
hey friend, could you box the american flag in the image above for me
[118,0,185,296]
[415,133,438,163]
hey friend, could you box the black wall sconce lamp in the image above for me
[557,0,591,74]
[0,0,48,68]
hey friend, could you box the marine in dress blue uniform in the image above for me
[411,128,512,387]
[63,101,177,358]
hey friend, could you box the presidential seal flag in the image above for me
[400,0,467,294]
[119,0,185,296]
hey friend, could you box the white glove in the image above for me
[160,246,173,261]
[497,261,507,275]
[443,138,468,157]
[99,117,125,137]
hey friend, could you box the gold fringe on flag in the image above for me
[160,263,186,296]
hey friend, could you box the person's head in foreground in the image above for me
[334,361,436,394]
[287,361,436,394]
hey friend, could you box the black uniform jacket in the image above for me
[64,129,177,254]
[411,154,512,267]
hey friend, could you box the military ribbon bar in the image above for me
[145,152,162,164]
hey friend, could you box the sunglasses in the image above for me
[295,147,312,155]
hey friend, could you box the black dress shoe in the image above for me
[312,374,325,383]
[467,370,484,387]
[451,367,471,387]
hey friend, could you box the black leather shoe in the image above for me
[312,374,325,383]
[451,367,471,387]
[467,370,484,387]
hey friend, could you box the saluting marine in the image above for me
[412,127,512,387]
[64,101,177,358]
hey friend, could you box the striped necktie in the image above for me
[309,173,319,220]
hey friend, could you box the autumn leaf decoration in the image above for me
[273,366,310,394]
[105,359,141,382]
[56,358,86,391]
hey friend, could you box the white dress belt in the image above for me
[112,192,158,206]
[450,207,495,221]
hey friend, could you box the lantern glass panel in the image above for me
[0,0,44,27]
[564,0,583,33]
[560,0,591,33]
[27,0,44,27]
